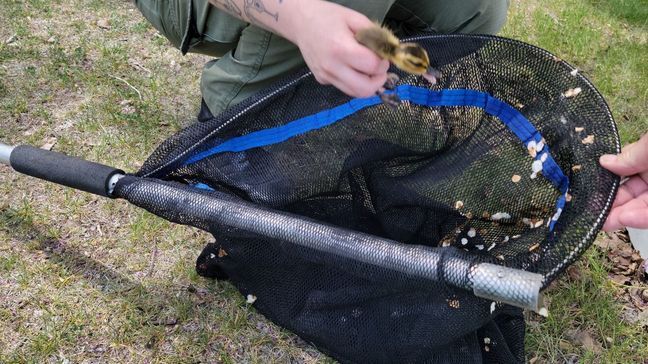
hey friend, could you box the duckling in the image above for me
[355,23,441,84]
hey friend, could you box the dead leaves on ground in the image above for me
[595,231,648,328]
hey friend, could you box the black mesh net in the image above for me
[113,34,619,363]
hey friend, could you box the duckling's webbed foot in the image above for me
[377,72,401,107]
[423,66,441,85]
[377,90,401,108]
[384,72,400,90]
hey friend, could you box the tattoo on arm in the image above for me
[244,0,279,23]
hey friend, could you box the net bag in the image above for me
[113,34,619,363]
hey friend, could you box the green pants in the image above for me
[134,0,510,115]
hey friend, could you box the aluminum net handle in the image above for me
[121,178,544,312]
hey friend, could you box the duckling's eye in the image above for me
[404,46,428,61]
[406,56,425,68]
[403,56,427,69]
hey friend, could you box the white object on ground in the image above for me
[628,228,648,259]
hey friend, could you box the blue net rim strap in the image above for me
[185,85,570,231]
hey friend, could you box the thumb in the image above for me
[600,133,648,176]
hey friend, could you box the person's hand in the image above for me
[283,1,390,98]
[601,133,648,231]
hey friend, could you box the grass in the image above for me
[0,0,646,362]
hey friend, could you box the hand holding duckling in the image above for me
[285,1,391,98]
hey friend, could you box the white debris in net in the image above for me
[246,294,257,304]
[563,87,582,98]
[467,228,477,238]
[491,212,511,221]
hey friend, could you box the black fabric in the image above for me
[115,34,619,363]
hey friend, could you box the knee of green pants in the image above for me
[460,0,510,34]
[388,0,510,35]
[134,0,246,57]
[133,0,187,49]
[201,27,305,115]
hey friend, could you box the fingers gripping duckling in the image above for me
[355,24,441,106]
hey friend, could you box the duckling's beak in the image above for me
[423,66,441,85]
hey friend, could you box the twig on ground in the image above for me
[146,242,159,277]
[109,74,143,100]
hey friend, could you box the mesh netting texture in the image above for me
[114,34,619,363]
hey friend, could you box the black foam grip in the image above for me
[10,145,124,197]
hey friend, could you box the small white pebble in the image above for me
[456,229,462,234]
[484,337,491,345]
[511,174,521,183]
[476,244,484,250]
[467,228,477,238]
[246,294,257,304]
[487,243,496,251]
[455,200,464,209]
[563,87,582,98]
[530,172,537,179]
[534,219,544,228]
[570,69,579,76]
[209,253,216,259]
[565,193,572,202]
[512,235,521,239]
[461,238,468,245]
[536,139,545,152]
[538,307,549,317]
[575,126,585,132]
[490,302,496,313]
[491,212,511,221]
[532,160,543,173]
[503,236,510,243]
[560,116,568,124]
